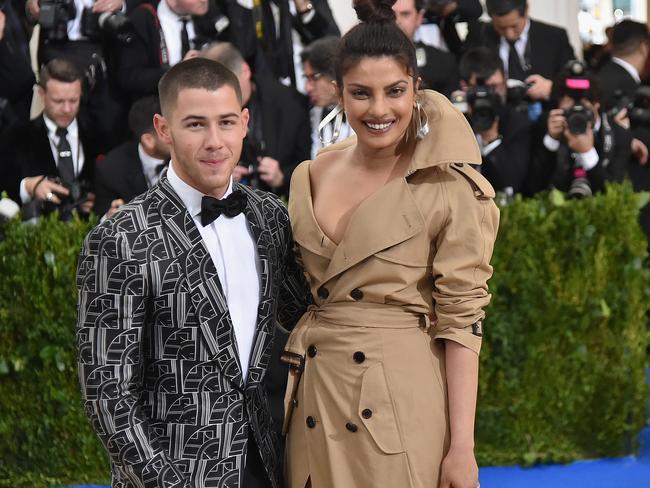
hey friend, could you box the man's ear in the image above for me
[140,132,155,152]
[153,113,172,146]
[241,107,250,136]
[241,62,252,83]
[37,85,45,100]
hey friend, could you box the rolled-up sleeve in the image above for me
[431,167,500,355]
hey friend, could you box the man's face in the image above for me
[468,69,507,100]
[491,8,528,43]
[168,0,208,17]
[39,79,81,128]
[154,86,249,198]
[303,61,337,107]
[393,0,424,40]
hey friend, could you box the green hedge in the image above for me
[0,184,648,486]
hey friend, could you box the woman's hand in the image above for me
[439,445,479,488]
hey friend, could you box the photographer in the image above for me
[456,46,530,194]
[26,0,130,148]
[1,59,99,220]
[536,61,631,197]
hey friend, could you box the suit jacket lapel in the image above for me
[156,178,245,390]
[236,184,275,386]
[322,176,424,284]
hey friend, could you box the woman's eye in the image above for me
[352,90,368,98]
[389,87,405,96]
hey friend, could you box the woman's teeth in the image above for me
[366,121,392,130]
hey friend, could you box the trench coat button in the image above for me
[307,345,317,358]
[306,416,316,428]
[317,286,329,299]
[353,351,366,364]
[292,399,299,407]
[361,408,373,419]
[350,288,364,301]
[345,422,358,432]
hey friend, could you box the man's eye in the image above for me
[187,122,204,128]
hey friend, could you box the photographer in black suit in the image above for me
[534,61,631,197]
[468,0,574,103]
[201,41,310,197]
[1,59,100,220]
[456,46,531,194]
[94,95,170,217]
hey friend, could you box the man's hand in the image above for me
[0,11,6,41]
[79,192,95,214]
[26,0,40,20]
[564,123,595,154]
[613,107,631,129]
[92,0,124,13]
[232,165,251,183]
[258,156,284,189]
[632,137,649,165]
[106,198,125,218]
[479,117,500,144]
[439,445,479,488]
[547,108,566,140]
[526,74,553,101]
[25,176,69,204]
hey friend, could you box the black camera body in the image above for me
[466,84,502,132]
[563,105,594,135]
[39,0,76,41]
[627,86,650,128]
[81,7,134,42]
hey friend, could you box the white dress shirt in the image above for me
[499,18,531,78]
[20,115,86,203]
[167,162,261,381]
[543,117,601,171]
[66,0,126,40]
[612,57,642,84]
[158,0,197,66]
[138,143,166,188]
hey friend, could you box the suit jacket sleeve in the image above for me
[554,28,576,77]
[76,226,188,488]
[431,166,499,355]
[291,0,340,45]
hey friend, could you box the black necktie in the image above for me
[507,39,526,81]
[180,18,190,58]
[56,127,75,185]
[200,190,247,226]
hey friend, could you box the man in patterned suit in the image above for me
[76,58,310,488]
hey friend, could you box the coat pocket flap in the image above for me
[359,363,405,454]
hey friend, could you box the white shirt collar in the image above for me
[138,143,166,187]
[612,57,641,84]
[43,114,78,139]
[166,161,234,220]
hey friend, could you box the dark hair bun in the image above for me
[353,0,396,23]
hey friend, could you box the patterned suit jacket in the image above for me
[76,176,310,488]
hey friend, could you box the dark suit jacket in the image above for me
[76,177,310,488]
[244,76,311,196]
[467,18,575,82]
[2,114,99,204]
[116,0,233,99]
[94,140,149,216]
[597,59,640,112]
[422,0,482,58]
[416,42,459,97]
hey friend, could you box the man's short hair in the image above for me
[611,20,650,57]
[39,58,82,88]
[158,58,243,116]
[459,47,505,82]
[199,42,246,76]
[414,0,424,11]
[486,0,527,17]
[128,96,161,138]
[300,36,340,79]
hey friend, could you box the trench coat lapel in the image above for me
[322,176,424,284]
[155,178,245,390]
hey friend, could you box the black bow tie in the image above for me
[200,190,247,226]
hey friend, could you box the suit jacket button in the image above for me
[350,288,363,301]
[306,416,316,428]
[346,422,358,432]
[353,351,365,364]
[361,408,373,419]
[317,286,329,299]
[307,344,317,358]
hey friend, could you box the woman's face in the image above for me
[341,56,416,154]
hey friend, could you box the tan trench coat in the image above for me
[283,90,500,488]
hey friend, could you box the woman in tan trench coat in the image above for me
[281,1,499,487]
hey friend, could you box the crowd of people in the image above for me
[1,0,650,226]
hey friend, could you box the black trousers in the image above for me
[243,431,273,488]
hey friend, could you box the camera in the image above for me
[506,79,531,111]
[465,83,502,132]
[39,0,76,41]
[567,166,592,199]
[563,105,594,135]
[81,7,134,43]
[627,86,650,128]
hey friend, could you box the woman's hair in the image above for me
[335,0,418,88]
